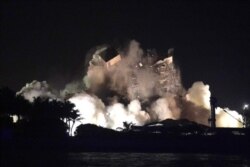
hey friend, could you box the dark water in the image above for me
[68,152,250,167]
[1,152,250,167]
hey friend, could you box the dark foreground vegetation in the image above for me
[1,87,250,155]
[1,122,250,155]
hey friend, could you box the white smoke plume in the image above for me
[69,93,150,132]
[186,81,211,110]
[150,96,181,121]
[68,93,107,132]
[180,81,211,125]
[60,81,84,98]
[17,80,58,102]
[107,99,150,130]
[185,81,244,127]
[216,107,244,128]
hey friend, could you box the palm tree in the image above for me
[30,98,80,136]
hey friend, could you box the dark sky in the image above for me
[1,0,250,111]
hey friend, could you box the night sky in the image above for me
[1,1,250,111]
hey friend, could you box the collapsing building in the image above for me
[84,46,184,103]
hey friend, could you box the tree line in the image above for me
[0,87,79,139]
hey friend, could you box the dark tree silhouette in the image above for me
[0,87,30,121]
[57,100,79,135]
[0,87,80,138]
[0,87,16,116]
[0,87,31,139]
[0,87,15,138]
[75,124,116,138]
[23,97,79,138]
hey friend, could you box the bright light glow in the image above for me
[243,104,249,110]
[11,115,18,123]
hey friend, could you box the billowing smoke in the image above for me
[17,40,244,134]
[184,81,243,127]
[68,93,107,133]
[181,82,211,125]
[150,95,181,121]
[106,99,150,130]
[17,80,58,102]
[186,82,211,110]
[216,107,244,128]
[85,40,168,100]
[60,81,84,98]
[69,93,150,131]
